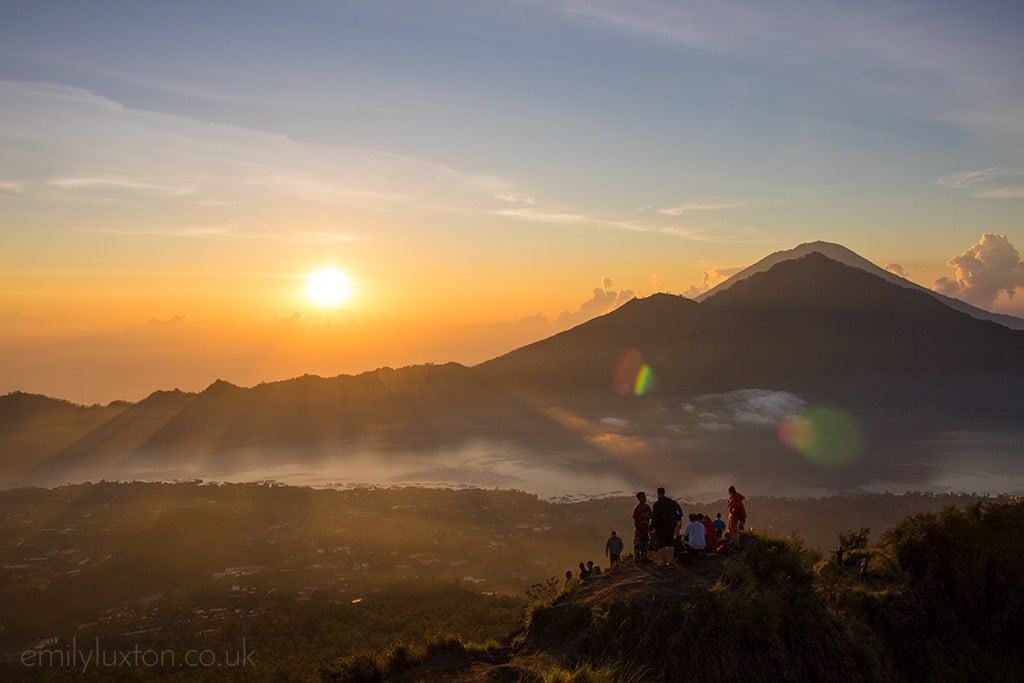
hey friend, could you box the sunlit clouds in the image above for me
[933,234,1024,308]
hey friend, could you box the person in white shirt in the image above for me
[683,513,706,553]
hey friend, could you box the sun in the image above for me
[305,268,353,308]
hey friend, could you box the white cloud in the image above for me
[657,199,744,216]
[556,280,635,327]
[933,233,1024,308]
[937,167,1024,199]
[682,266,742,298]
[884,263,906,278]
[680,389,808,432]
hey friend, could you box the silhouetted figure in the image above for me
[652,487,683,567]
[713,512,726,537]
[727,486,747,548]
[587,560,600,576]
[579,561,590,579]
[832,545,846,568]
[565,569,573,583]
[859,557,869,583]
[632,491,652,563]
[605,530,624,565]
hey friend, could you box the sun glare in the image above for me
[305,268,353,308]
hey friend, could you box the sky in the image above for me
[2,0,1024,405]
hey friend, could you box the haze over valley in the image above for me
[5,245,1023,502]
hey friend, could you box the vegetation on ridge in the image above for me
[322,497,1024,681]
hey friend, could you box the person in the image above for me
[605,530,624,565]
[726,485,746,549]
[588,560,601,575]
[651,487,683,567]
[859,557,869,583]
[700,512,719,548]
[713,512,727,537]
[565,569,573,583]
[683,513,707,555]
[632,491,652,564]
[579,561,591,580]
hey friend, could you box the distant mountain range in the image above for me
[3,243,1023,492]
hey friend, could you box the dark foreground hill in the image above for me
[324,497,1024,681]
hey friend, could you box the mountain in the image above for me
[696,240,1024,330]
[477,252,1024,405]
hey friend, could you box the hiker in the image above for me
[832,545,846,568]
[727,485,747,548]
[651,487,683,567]
[713,512,727,537]
[579,561,591,579]
[605,530,624,565]
[683,513,707,554]
[588,560,601,575]
[859,557,869,583]
[565,569,573,583]
[700,512,719,548]
[632,491,652,563]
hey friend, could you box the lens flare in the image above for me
[779,407,863,467]
[613,349,656,396]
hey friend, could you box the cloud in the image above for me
[682,267,742,298]
[937,167,1024,199]
[0,80,522,225]
[884,263,906,278]
[556,279,635,327]
[680,389,808,432]
[657,199,744,216]
[933,234,1024,308]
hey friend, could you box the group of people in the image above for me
[567,485,748,582]
[628,485,747,566]
[567,559,603,582]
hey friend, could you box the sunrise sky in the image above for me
[2,1,1024,405]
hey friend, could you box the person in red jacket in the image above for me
[699,512,719,549]
[727,485,746,548]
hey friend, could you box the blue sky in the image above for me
[2,1,1024,402]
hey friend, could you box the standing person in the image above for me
[713,512,727,537]
[727,485,747,549]
[859,557,869,583]
[651,487,683,567]
[632,491,652,564]
[605,530,624,566]
[700,513,719,549]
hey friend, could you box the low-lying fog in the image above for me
[21,390,1024,503]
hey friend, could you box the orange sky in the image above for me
[2,3,1023,404]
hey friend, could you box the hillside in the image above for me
[324,497,1024,681]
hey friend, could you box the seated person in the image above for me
[682,513,707,553]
